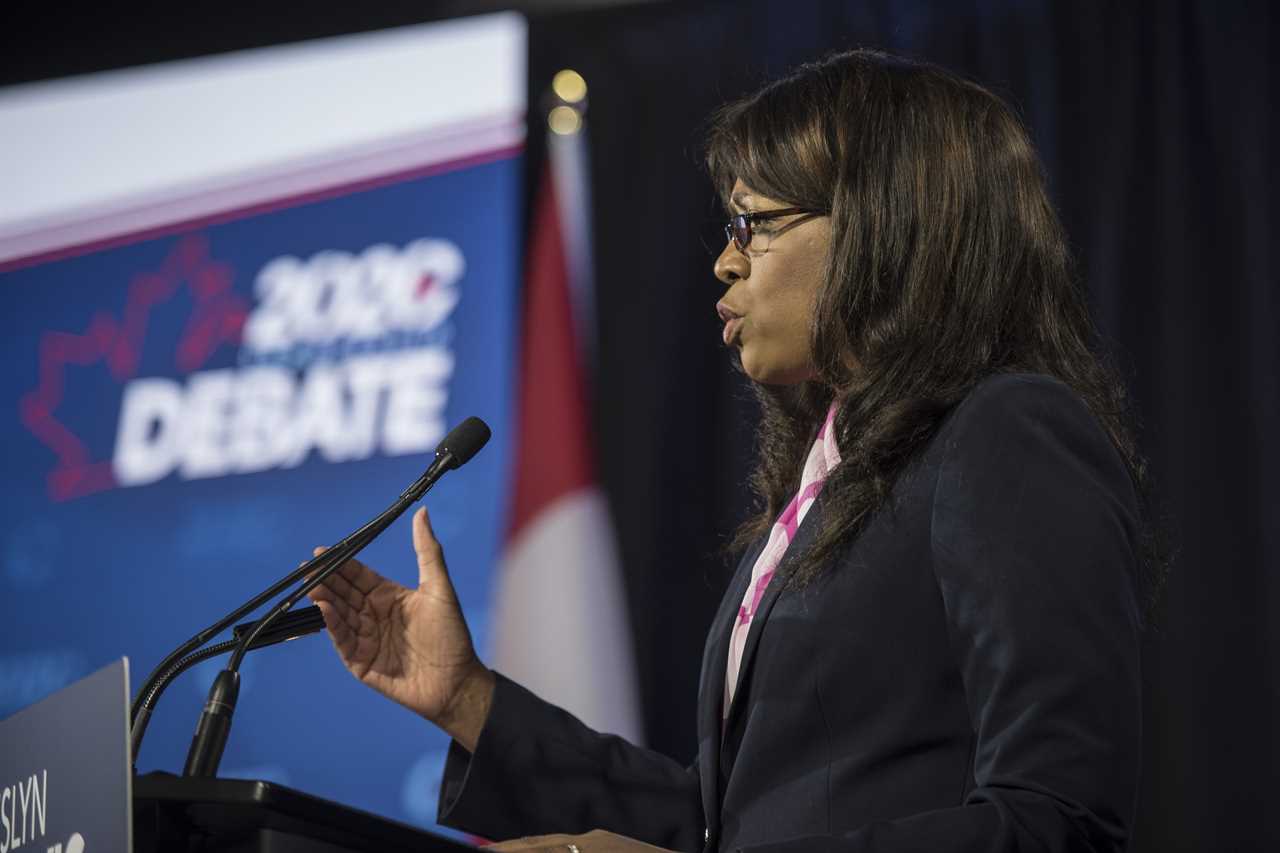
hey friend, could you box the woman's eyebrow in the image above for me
[730,191,755,211]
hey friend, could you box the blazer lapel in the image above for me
[721,492,825,741]
[697,538,762,839]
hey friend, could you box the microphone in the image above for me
[181,417,490,778]
[435,415,491,470]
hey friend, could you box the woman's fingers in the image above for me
[309,583,363,636]
[314,600,356,659]
[338,557,383,596]
[313,600,348,642]
[320,567,366,608]
[306,551,385,611]
[305,550,378,642]
[308,573,362,626]
[489,831,671,853]
[488,835,577,852]
[310,545,383,597]
[306,582,333,605]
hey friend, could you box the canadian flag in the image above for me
[488,129,643,742]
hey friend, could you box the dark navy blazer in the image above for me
[438,374,1143,852]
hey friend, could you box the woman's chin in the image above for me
[740,350,812,386]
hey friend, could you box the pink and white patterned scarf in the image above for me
[725,404,842,716]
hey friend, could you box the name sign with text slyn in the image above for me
[0,659,131,853]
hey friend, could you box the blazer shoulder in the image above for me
[948,372,1092,432]
[937,371,1137,514]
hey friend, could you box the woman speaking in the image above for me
[308,49,1155,852]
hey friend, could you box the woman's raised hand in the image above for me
[307,506,495,751]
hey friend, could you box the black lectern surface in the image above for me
[134,771,477,853]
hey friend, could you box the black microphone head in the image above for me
[436,416,491,469]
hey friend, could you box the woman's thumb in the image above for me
[411,506,450,589]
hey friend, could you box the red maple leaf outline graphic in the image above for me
[18,233,249,501]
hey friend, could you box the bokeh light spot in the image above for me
[552,69,587,103]
[548,105,583,135]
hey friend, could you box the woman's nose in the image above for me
[714,240,749,286]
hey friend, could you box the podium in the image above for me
[133,772,475,853]
[0,661,476,852]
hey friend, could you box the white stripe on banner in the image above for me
[492,487,643,742]
[548,127,596,367]
[0,12,526,264]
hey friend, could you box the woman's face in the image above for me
[714,180,830,385]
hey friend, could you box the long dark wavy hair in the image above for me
[706,49,1166,620]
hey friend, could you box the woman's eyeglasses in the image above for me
[724,207,825,254]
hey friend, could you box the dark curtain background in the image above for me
[4,1,1273,850]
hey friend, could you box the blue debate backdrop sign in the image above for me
[0,153,521,832]
[0,14,526,834]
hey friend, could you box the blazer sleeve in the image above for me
[437,672,704,849]
[745,375,1144,853]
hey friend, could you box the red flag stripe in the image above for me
[507,166,594,541]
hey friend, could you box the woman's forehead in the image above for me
[730,180,783,210]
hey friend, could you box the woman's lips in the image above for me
[722,317,742,346]
[717,302,743,346]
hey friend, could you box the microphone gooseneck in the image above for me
[130,606,327,758]
[178,417,490,778]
